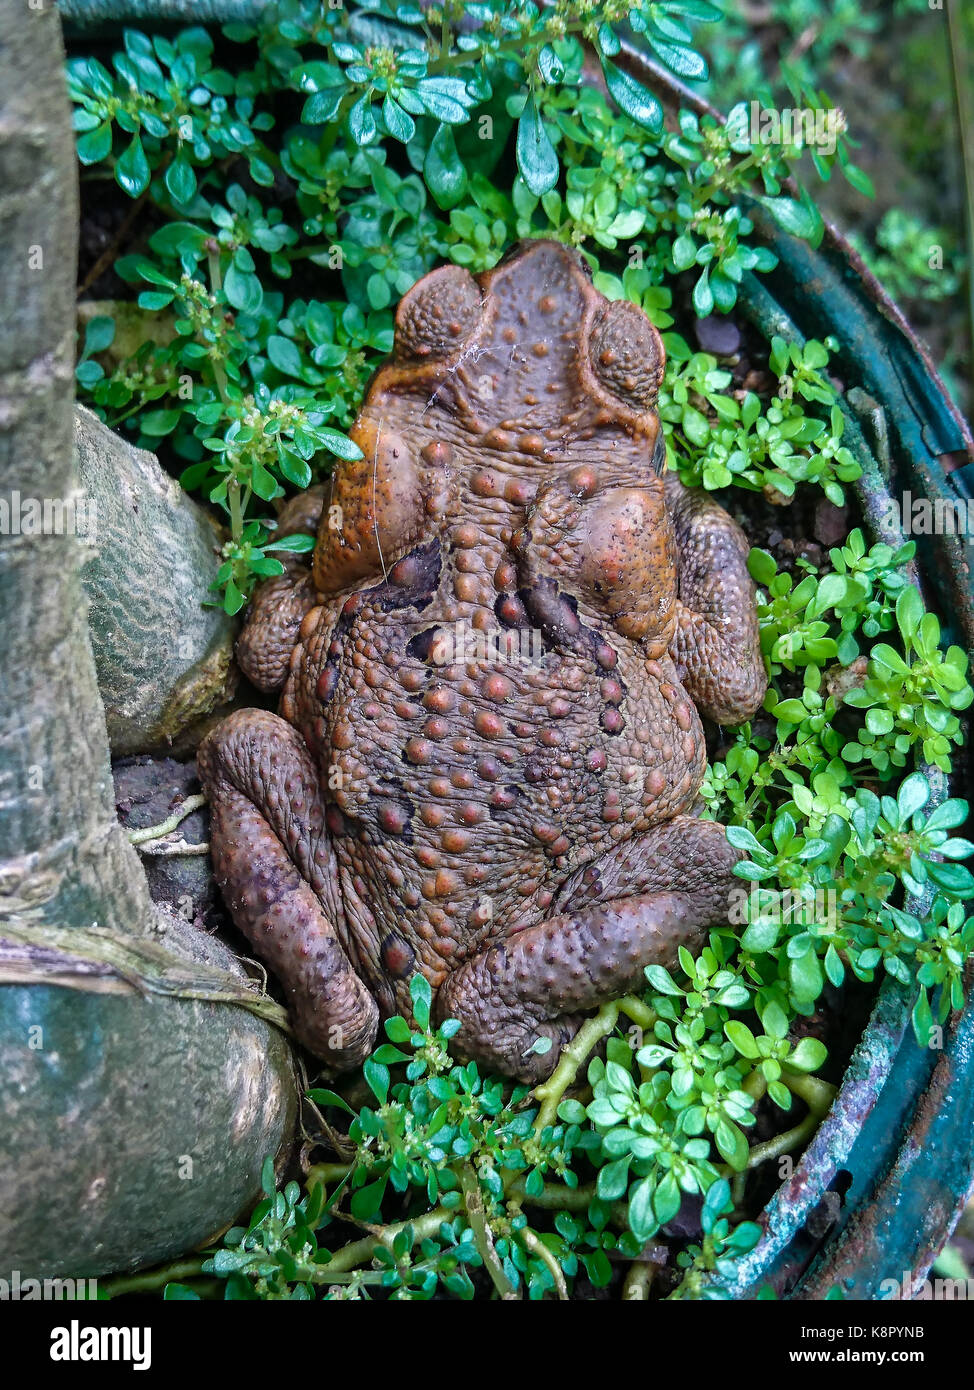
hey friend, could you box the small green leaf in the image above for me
[315,427,363,461]
[789,1037,828,1072]
[597,1156,631,1201]
[757,195,820,241]
[725,1021,759,1058]
[349,94,377,145]
[83,315,116,354]
[424,123,467,209]
[601,57,663,133]
[516,98,558,196]
[897,772,930,822]
[628,1176,659,1242]
[267,334,305,379]
[116,134,150,197]
[381,94,415,143]
[165,155,197,205]
[224,262,263,314]
[77,121,112,165]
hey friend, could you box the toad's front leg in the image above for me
[434,816,739,1083]
[511,470,679,657]
[198,708,378,1070]
[664,472,767,723]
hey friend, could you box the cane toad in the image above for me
[198,239,766,1082]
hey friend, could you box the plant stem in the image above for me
[520,1228,568,1299]
[617,994,657,1029]
[461,1166,519,1300]
[102,1258,205,1298]
[622,1260,655,1300]
[128,793,206,845]
[746,1110,820,1171]
[532,1001,621,1131]
[507,1178,597,1210]
[323,1206,449,1275]
[228,475,244,543]
[782,1069,836,1117]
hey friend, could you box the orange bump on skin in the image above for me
[568,466,598,498]
[474,710,505,739]
[424,685,455,713]
[442,828,472,853]
[404,737,433,764]
[421,440,454,466]
[470,471,498,497]
[519,434,546,455]
[483,673,512,701]
[504,477,533,505]
[484,428,514,450]
[399,669,424,693]
[434,869,459,897]
[299,606,322,640]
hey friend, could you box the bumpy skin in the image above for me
[199,240,767,1083]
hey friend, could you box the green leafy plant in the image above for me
[850,209,964,307]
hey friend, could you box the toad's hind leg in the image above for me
[434,816,739,1083]
[198,708,378,1071]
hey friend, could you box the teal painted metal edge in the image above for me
[711,979,913,1299]
[59,0,268,21]
[707,242,969,1300]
